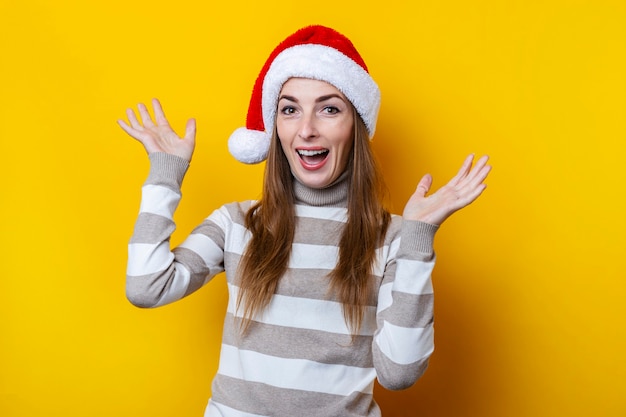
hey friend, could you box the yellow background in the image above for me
[1,0,624,416]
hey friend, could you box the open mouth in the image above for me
[297,148,329,166]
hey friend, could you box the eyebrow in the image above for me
[278,94,346,103]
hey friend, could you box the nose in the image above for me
[297,113,318,140]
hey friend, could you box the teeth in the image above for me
[297,149,328,156]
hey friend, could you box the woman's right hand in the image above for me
[117,98,196,162]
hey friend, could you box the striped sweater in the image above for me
[127,153,438,416]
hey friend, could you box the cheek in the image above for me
[277,138,290,164]
[276,124,292,150]
[336,125,354,162]
[339,143,353,168]
[276,134,296,169]
[331,139,352,174]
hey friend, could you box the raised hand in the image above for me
[117,98,196,162]
[403,154,491,226]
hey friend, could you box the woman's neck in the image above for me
[292,171,350,207]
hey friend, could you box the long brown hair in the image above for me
[236,108,390,335]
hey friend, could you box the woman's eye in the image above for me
[280,106,296,115]
[323,106,339,114]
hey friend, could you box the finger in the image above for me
[452,174,489,206]
[463,182,488,206]
[117,119,144,142]
[137,102,155,127]
[465,155,490,183]
[151,98,170,126]
[117,118,133,134]
[184,118,197,142]
[415,173,433,197]
[467,164,492,189]
[448,154,475,185]
[126,108,142,129]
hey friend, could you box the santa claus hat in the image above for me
[228,25,381,164]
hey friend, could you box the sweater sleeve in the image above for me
[125,152,227,308]
[373,219,438,390]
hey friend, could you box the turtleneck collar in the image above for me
[293,170,350,207]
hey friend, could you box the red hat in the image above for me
[228,25,381,164]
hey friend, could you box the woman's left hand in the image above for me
[402,154,491,226]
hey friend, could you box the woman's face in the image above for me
[276,78,354,189]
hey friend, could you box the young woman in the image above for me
[118,25,490,417]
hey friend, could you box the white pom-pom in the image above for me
[227,128,271,164]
